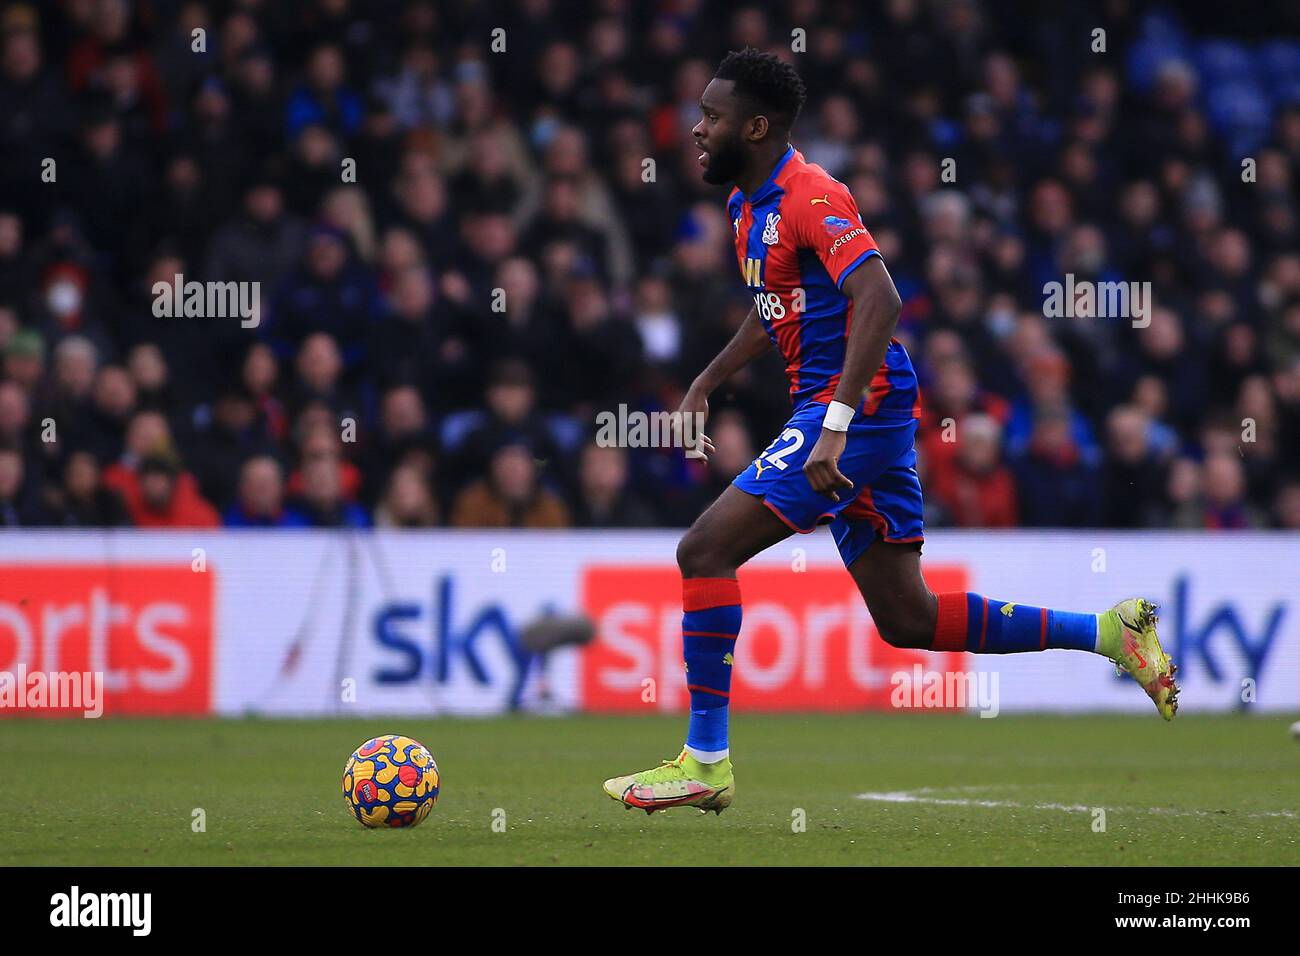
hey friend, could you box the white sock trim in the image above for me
[1093,612,1104,653]
[684,745,729,763]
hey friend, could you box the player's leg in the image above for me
[602,485,792,814]
[843,539,936,649]
[675,484,791,749]
[847,537,1106,654]
[676,482,795,579]
[837,461,1179,719]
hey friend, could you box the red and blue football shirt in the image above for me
[728,145,919,418]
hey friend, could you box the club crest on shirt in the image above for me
[761,212,781,245]
[822,215,853,236]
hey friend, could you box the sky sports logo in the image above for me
[581,564,970,711]
[50,886,151,936]
[0,564,213,716]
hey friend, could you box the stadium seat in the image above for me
[1195,39,1260,85]
[1205,82,1274,155]
[1137,8,1189,46]
[1126,38,1190,93]
[1260,40,1300,91]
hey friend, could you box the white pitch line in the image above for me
[856,789,1297,819]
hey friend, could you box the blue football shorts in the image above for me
[732,401,925,568]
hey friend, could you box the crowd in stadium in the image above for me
[0,0,1298,531]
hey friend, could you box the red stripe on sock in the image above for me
[1039,606,1048,650]
[682,577,741,612]
[932,592,968,652]
[682,630,739,639]
[686,684,730,699]
[979,598,988,651]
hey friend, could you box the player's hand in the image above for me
[805,429,854,501]
[678,387,714,462]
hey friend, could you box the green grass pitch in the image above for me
[1,714,1296,866]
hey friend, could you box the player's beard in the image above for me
[702,137,745,185]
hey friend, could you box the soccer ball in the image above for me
[342,734,440,828]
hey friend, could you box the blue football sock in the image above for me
[681,577,741,761]
[934,592,1098,653]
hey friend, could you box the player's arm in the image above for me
[804,256,902,499]
[677,305,770,461]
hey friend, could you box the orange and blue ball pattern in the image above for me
[342,734,440,828]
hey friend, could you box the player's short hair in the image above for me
[714,47,807,132]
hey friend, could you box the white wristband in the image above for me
[823,400,855,432]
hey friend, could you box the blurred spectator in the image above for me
[102,409,216,527]
[267,228,379,370]
[59,109,152,273]
[673,410,756,522]
[184,389,281,510]
[204,180,307,290]
[84,363,136,465]
[451,441,570,528]
[285,416,362,503]
[1163,457,1203,527]
[361,384,437,506]
[1012,405,1102,527]
[0,212,30,304]
[223,454,304,528]
[573,441,657,527]
[124,452,221,528]
[286,44,364,140]
[40,334,99,454]
[0,21,69,210]
[918,352,1009,498]
[285,331,364,425]
[1003,350,1095,459]
[0,377,35,458]
[482,256,569,400]
[125,342,174,413]
[1274,480,1300,529]
[1178,453,1267,530]
[929,413,1018,527]
[369,263,478,410]
[50,449,130,527]
[0,443,49,525]
[445,358,572,497]
[3,328,44,392]
[240,342,289,442]
[374,462,439,527]
[320,186,376,263]
[1101,405,1170,527]
[289,451,370,527]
